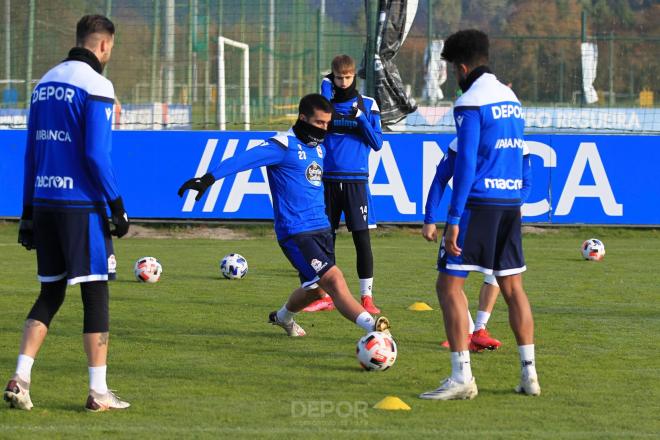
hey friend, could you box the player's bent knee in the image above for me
[26,279,67,328]
[320,265,343,284]
[81,281,109,333]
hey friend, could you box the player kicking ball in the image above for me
[304,55,383,314]
[178,94,390,340]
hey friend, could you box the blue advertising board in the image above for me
[1,130,659,224]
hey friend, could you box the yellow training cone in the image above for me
[408,302,433,311]
[373,396,411,411]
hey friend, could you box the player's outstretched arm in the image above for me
[178,173,216,201]
[178,139,287,202]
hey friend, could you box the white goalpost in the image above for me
[217,36,250,131]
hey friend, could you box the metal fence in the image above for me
[1,0,658,132]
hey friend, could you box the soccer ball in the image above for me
[581,238,605,261]
[220,253,248,279]
[134,257,162,283]
[356,331,397,371]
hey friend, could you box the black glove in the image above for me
[108,197,130,238]
[177,173,216,201]
[18,205,34,251]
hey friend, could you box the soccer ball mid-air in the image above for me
[356,331,397,371]
[581,238,605,261]
[134,257,162,283]
[220,253,248,279]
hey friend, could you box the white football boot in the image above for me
[4,376,34,410]
[85,389,131,412]
[515,372,541,396]
[268,311,306,337]
[419,377,478,400]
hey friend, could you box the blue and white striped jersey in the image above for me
[207,130,330,240]
[23,57,120,210]
[448,72,528,225]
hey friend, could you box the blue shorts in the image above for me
[279,229,336,289]
[323,181,376,231]
[33,208,116,285]
[438,206,526,278]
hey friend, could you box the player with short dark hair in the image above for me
[419,29,540,400]
[76,14,115,46]
[178,93,391,340]
[305,54,383,314]
[4,15,130,412]
[424,138,533,352]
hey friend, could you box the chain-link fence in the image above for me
[1,0,658,132]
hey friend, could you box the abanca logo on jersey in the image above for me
[306,161,323,186]
[35,129,72,143]
[35,175,74,189]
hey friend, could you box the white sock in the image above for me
[474,310,491,331]
[450,351,473,384]
[355,311,375,332]
[359,278,373,297]
[89,365,108,394]
[518,344,537,378]
[276,305,295,324]
[467,310,475,334]
[15,354,34,383]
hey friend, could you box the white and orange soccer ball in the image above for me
[133,257,162,283]
[356,331,397,371]
[581,238,605,261]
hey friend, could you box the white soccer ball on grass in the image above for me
[220,253,248,279]
[356,331,397,371]
[581,238,605,261]
[134,256,163,283]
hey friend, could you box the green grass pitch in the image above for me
[0,222,658,439]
